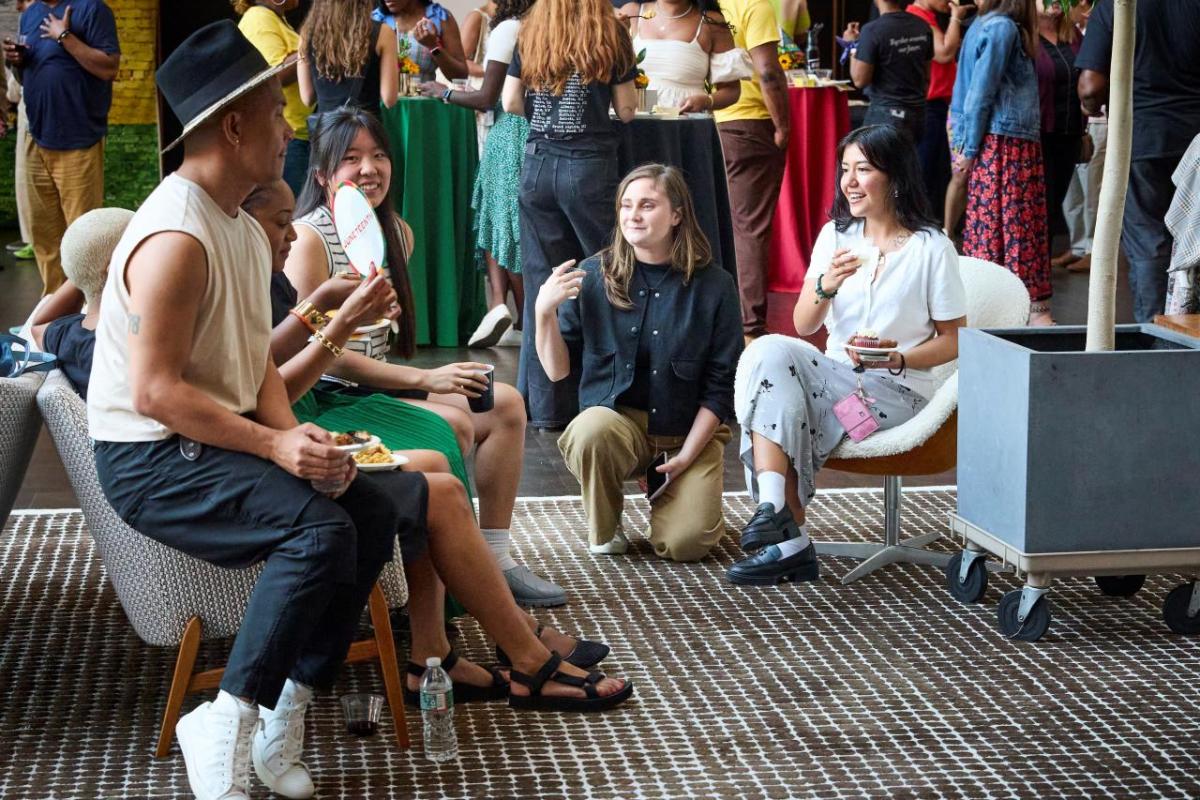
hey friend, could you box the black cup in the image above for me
[468,366,495,413]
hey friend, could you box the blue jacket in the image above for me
[950,12,1040,157]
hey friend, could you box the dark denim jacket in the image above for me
[950,12,1041,157]
[558,255,742,437]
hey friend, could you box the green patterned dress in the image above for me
[471,109,530,274]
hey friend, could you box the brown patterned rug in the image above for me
[2,490,1199,799]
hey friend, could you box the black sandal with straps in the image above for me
[508,652,634,712]
[496,624,610,669]
[402,649,510,708]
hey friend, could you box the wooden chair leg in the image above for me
[156,616,202,758]
[368,583,411,749]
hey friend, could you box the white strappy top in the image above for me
[631,3,754,109]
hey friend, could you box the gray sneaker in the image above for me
[504,564,568,607]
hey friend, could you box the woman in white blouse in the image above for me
[728,125,967,586]
[619,0,752,112]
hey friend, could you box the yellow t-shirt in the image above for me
[238,6,311,140]
[715,0,781,122]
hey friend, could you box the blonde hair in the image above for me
[62,208,135,304]
[601,164,712,310]
[230,0,254,14]
[518,0,636,94]
[300,0,376,81]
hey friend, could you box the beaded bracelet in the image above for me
[814,273,838,304]
[312,329,345,359]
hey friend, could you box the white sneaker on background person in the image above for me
[468,304,513,348]
[496,327,523,347]
[176,690,258,800]
[253,679,315,799]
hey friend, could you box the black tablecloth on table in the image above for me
[615,116,736,279]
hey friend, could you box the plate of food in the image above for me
[332,430,380,452]
[845,331,898,363]
[353,443,410,472]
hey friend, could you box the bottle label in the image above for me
[420,689,453,711]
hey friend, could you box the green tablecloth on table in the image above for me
[379,98,485,347]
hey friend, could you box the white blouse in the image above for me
[810,220,967,398]
[631,6,753,109]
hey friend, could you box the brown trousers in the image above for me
[27,138,105,295]
[718,119,787,337]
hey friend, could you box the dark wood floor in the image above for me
[2,233,1133,509]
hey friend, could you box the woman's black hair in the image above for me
[494,0,536,27]
[829,125,940,234]
[296,106,417,358]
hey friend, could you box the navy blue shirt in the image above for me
[558,255,742,437]
[1075,0,1200,161]
[21,0,120,150]
[42,313,95,399]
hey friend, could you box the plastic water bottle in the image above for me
[420,657,457,763]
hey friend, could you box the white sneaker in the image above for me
[253,680,315,799]
[468,304,513,348]
[589,525,629,555]
[496,327,524,347]
[176,691,258,800]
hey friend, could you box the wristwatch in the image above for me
[441,88,453,104]
[57,29,72,44]
[292,300,329,331]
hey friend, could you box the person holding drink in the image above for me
[283,106,566,608]
[729,125,966,586]
[3,0,120,295]
[538,164,742,562]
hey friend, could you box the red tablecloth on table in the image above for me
[767,87,851,293]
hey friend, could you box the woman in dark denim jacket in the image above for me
[535,164,742,562]
[949,0,1053,325]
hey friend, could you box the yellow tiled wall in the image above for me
[108,0,157,126]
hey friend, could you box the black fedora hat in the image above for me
[157,20,287,152]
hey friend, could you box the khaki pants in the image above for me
[558,406,732,562]
[27,138,105,295]
[14,104,32,245]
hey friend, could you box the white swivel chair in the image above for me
[816,257,1031,584]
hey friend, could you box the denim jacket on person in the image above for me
[557,254,742,437]
[950,12,1041,158]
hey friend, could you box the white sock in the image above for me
[218,690,257,715]
[775,526,811,557]
[278,679,313,706]
[756,471,787,512]
[482,528,519,572]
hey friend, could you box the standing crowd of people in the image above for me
[7,0,1200,798]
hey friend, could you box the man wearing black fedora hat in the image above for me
[87,20,633,800]
[87,20,403,800]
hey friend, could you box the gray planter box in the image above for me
[957,324,1200,554]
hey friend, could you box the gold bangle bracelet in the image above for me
[312,329,345,358]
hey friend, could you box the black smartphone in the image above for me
[645,452,670,502]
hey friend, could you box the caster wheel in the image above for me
[1094,574,1146,597]
[946,551,988,604]
[997,590,1051,642]
[1163,583,1200,635]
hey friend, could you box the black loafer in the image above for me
[740,503,801,552]
[727,542,820,586]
